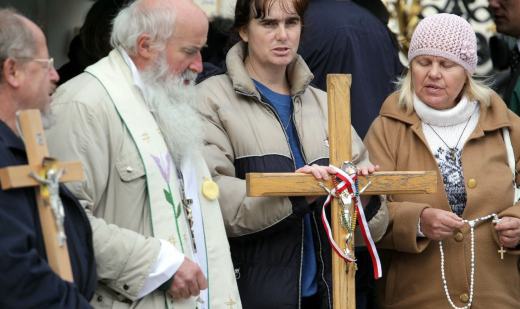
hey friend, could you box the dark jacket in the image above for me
[197,42,377,308]
[0,121,97,308]
[299,0,403,138]
[504,66,520,116]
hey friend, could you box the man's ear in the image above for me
[2,58,23,88]
[136,34,156,60]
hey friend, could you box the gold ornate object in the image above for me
[391,0,423,55]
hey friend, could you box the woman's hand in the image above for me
[357,164,379,205]
[357,164,380,176]
[296,164,379,204]
[419,208,464,240]
[296,164,337,204]
[495,216,520,248]
[296,164,337,180]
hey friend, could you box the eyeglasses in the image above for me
[16,57,55,71]
[32,57,54,70]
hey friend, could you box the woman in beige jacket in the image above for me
[365,14,520,308]
[197,0,386,307]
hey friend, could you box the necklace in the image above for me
[426,113,473,162]
[439,213,499,309]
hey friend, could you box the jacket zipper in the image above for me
[238,90,306,306]
[291,96,309,164]
[313,211,332,308]
[290,95,315,307]
[258,95,305,306]
[298,222,304,309]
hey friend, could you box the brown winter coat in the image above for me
[364,91,520,309]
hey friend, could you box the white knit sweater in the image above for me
[414,95,480,215]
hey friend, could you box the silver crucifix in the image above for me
[30,164,67,247]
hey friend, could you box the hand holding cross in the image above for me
[246,74,437,309]
[0,110,84,282]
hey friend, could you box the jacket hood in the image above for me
[225,41,314,98]
[379,91,513,132]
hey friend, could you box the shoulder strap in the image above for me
[502,127,520,203]
[503,128,516,176]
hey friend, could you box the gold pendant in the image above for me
[448,148,456,162]
[202,177,219,200]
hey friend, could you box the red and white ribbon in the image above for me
[320,165,382,279]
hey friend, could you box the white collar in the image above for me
[413,94,478,127]
[120,48,148,99]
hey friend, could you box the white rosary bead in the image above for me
[439,213,497,309]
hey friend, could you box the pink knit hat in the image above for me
[408,13,477,73]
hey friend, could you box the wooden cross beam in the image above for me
[246,74,437,309]
[0,109,84,282]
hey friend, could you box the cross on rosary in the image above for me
[440,214,506,309]
[246,75,438,309]
[498,246,506,260]
[0,110,84,282]
[491,216,507,260]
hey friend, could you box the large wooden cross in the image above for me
[246,74,437,309]
[0,109,84,282]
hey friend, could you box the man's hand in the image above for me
[168,258,208,299]
[419,208,464,240]
[495,216,520,248]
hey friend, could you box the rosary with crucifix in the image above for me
[439,213,505,309]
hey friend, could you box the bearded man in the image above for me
[45,0,241,308]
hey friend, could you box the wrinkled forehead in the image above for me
[172,10,208,44]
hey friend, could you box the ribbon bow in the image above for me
[320,164,382,279]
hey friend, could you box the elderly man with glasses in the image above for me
[0,8,97,308]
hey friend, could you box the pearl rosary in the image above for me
[439,213,499,309]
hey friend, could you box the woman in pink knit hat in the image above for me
[365,13,520,308]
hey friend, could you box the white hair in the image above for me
[110,0,177,55]
[140,52,202,164]
[0,9,37,82]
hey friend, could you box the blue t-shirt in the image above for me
[253,80,318,297]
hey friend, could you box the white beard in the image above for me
[41,107,56,130]
[141,54,203,165]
